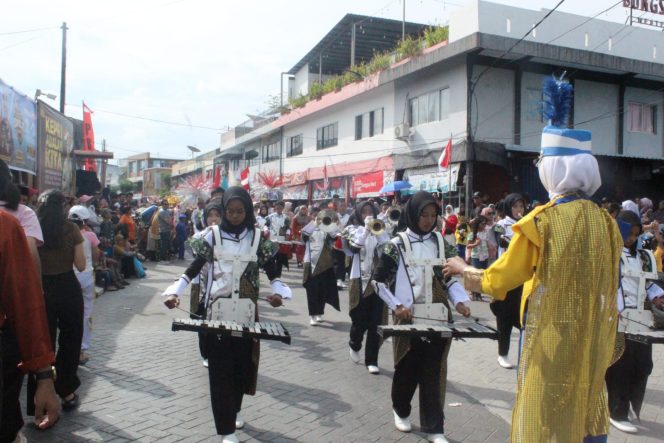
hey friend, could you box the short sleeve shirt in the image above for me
[39,221,84,275]
[158,209,173,233]
[0,204,44,245]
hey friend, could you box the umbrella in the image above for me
[380,181,412,194]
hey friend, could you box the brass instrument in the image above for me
[317,209,339,233]
[369,218,386,236]
[388,207,401,223]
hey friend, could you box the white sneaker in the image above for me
[610,418,638,433]
[393,409,411,432]
[310,317,318,326]
[235,414,244,429]
[203,359,209,368]
[428,434,449,443]
[497,355,514,369]
[349,348,361,364]
[221,433,239,443]
[314,315,323,322]
[367,365,380,374]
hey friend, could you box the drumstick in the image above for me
[175,306,203,319]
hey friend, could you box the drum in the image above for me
[334,235,344,251]
[278,241,293,256]
[292,241,305,256]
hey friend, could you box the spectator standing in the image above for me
[442,205,458,246]
[79,195,101,235]
[652,200,664,224]
[175,214,188,260]
[471,192,485,218]
[99,209,115,242]
[118,206,136,244]
[466,216,488,301]
[158,199,173,263]
[34,190,86,411]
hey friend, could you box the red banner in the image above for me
[352,170,384,197]
[82,102,96,172]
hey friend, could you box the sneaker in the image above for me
[314,315,323,322]
[203,359,209,368]
[337,279,347,289]
[235,414,244,429]
[428,434,450,443]
[393,409,411,432]
[221,433,239,443]
[497,355,514,369]
[349,348,361,364]
[310,317,318,326]
[610,418,638,433]
[367,365,380,374]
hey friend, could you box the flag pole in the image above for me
[448,133,452,209]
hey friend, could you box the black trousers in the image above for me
[605,339,653,420]
[195,302,208,360]
[392,337,446,434]
[349,292,384,366]
[332,249,346,281]
[0,328,25,443]
[206,334,253,435]
[30,272,83,403]
[490,286,521,357]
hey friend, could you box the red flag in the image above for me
[240,167,250,190]
[438,138,452,171]
[323,162,329,190]
[82,102,97,172]
[213,166,221,188]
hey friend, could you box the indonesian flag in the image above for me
[240,167,250,190]
[82,102,97,172]
[323,162,329,190]
[212,167,221,188]
[438,138,452,172]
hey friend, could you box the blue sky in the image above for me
[0,0,632,162]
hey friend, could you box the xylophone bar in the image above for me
[626,331,664,344]
[172,318,291,344]
[378,322,498,340]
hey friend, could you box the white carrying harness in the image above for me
[397,231,449,326]
[619,249,660,333]
[207,226,261,324]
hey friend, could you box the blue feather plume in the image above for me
[542,75,573,127]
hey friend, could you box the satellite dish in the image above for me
[187,145,201,153]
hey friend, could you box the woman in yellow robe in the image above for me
[444,76,623,443]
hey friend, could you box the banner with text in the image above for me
[311,178,346,200]
[282,184,309,201]
[0,79,38,174]
[404,164,460,194]
[351,170,396,198]
[38,102,74,192]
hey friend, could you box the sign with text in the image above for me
[352,170,385,198]
[404,164,460,194]
[311,177,346,200]
[38,102,74,191]
[623,1,664,16]
[282,184,309,200]
[0,79,37,174]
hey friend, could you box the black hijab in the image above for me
[203,198,223,225]
[503,193,526,220]
[350,201,378,226]
[403,191,441,236]
[221,186,256,236]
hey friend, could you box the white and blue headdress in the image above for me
[537,75,601,199]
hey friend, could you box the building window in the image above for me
[316,122,338,149]
[409,89,448,126]
[287,134,303,157]
[628,102,657,134]
[261,142,281,163]
[355,108,384,140]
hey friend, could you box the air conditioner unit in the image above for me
[394,123,413,140]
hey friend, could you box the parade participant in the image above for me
[266,201,290,274]
[0,212,59,442]
[605,211,664,434]
[489,193,525,369]
[255,205,269,230]
[371,191,470,443]
[163,186,291,443]
[67,205,101,366]
[191,198,206,234]
[343,201,390,374]
[333,200,351,289]
[444,76,622,443]
[290,206,311,268]
[302,209,341,326]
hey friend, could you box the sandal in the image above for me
[61,393,79,411]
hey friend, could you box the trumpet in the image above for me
[369,218,386,236]
[317,209,339,233]
[388,207,401,223]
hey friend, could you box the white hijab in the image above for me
[537,154,601,200]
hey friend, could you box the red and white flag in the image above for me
[323,162,329,190]
[240,167,250,190]
[438,138,452,172]
[82,102,97,172]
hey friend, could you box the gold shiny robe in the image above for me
[464,197,622,442]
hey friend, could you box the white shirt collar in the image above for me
[405,228,432,241]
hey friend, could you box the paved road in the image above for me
[22,260,664,442]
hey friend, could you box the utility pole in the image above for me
[402,0,406,40]
[100,139,108,188]
[59,22,68,113]
[351,23,356,67]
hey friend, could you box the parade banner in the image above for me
[38,102,74,192]
[0,79,37,174]
[311,177,346,200]
[404,163,460,194]
[282,184,309,200]
[352,170,385,198]
[281,170,308,186]
[82,102,97,171]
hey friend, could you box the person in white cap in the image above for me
[444,75,622,443]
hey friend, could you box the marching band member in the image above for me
[334,200,351,289]
[605,210,664,434]
[372,191,470,443]
[343,201,390,374]
[163,187,291,443]
[302,210,341,326]
[266,201,290,274]
[444,77,622,443]
[489,193,526,369]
